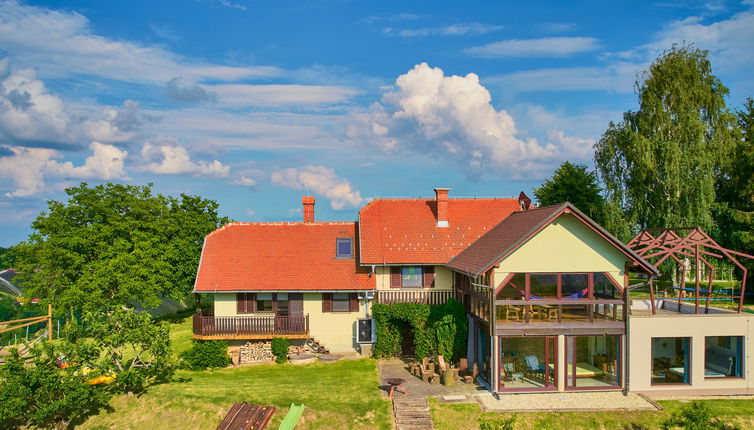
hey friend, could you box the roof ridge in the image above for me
[206,221,356,237]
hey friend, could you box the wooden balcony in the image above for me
[374,289,455,305]
[192,312,309,340]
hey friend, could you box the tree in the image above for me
[594,44,738,232]
[714,98,754,276]
[534,161,606,225]
[78,308,175,394]
[0,343,112,430]
[13,183,229,312]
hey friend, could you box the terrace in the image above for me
[192,312,309,340]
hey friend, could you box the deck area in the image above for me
[193,313,309,340]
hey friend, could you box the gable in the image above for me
[497,213,630,274]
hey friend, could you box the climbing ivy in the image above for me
[372,298,467,361]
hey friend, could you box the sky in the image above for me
[0,0,753,246]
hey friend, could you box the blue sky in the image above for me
[1,0,753,246]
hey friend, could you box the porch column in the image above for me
[491,335,498,393]
[557,334,566,392]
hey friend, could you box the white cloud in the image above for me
[382,23,503,37]
[0,142,127,197]
[165,77,216,103]
[245,209,256,217]
[486,62,640,94]
[210,84,359,107]
[230,176,256,186]
[0,65,144,147]
[0,1,278,84]
[347,63,592,178]
[270,165,365,210]
[137,140,230,178]
[466,37,601,58]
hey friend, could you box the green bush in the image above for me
[478,415,516,430]
[661,401,739,429]
[271,337,290,364]
[180,340,231,370]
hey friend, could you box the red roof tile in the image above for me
[358,198,521,264]
[194,222,372,292]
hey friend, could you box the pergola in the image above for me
[627,227,754,314]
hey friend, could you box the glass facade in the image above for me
[499,336,556,391]
[566,335,620,388]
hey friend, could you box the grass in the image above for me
[79,315,392,430]
[430,398,754,430]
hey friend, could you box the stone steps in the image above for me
[393,398,432,430]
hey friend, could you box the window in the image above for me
[256,293,274,313]
[705,336,743,378]
[529,274,557,298]
[322,292,358,313]
[336,237,353,258]
[561,274,589,299]
[566,335,620,388]
[594,273,621,299]
[401,267,423,287]
[651,337,691,384]
[236,293,254,314]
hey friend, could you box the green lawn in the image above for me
[429,398,754,430]
[79,316,392,430]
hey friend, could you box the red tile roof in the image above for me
[358,198,521,264]
[194,222,372,292]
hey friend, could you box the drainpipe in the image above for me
[623,278,653,396]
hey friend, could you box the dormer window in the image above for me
[336,237,353,258]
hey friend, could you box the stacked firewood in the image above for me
[239,341,274,363]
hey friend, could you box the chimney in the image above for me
[302,196,315,223]
[434,188,450,227]
[518,191,532,210]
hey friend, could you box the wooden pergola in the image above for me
[627,227,754,314]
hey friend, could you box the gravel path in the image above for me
[475,391,660,412]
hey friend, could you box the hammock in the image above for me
[515,288,588,300]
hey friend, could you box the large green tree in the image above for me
[594,44,738,232]
[534,161,606,225]
[14,183,229,312]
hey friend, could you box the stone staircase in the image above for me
[392,397,432,430]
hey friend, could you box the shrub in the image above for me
[661,401,739,430]
[271,337,290,364]
[180,340,231,370]
[478,415,516,430]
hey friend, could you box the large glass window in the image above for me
[594,273,621,299]
[401,267,423,287]
[496,273,525,300]
[705,336,743,378]
[561,274,589,299]
[499,336,556,391]
[529,274,557,299]
[566,336,620,388]
[652,337,691,384]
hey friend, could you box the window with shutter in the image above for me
[390,266,402,288]
[322,293,333,312]
[349,293,359,312]
[236,293,246,314]
[423,266,436,288]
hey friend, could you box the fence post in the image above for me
[48,304,53,342]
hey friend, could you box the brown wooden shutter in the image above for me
[390,266,402,288]
[236,293,246,314]
[322,293,333,312]
[289,293,303,316]
[349,293,359,312]
[423,266,436,288]
[248,293,256,313]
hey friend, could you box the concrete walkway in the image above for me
[474,391,660,412]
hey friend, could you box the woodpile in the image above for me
[239,341,274,363]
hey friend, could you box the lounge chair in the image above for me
[524,355,546,381]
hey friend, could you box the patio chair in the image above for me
[505,305,521,321]
[524,355,545,381]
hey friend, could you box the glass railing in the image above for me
[495,302,624,324]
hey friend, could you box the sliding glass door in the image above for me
[499,336,557,391]
[566,335,621,389]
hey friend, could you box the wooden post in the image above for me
[47,304,53,342]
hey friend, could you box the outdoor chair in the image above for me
[524,355,545,381]
[505,305,520,321]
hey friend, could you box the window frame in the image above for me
[335,237,354,258]
[401,266,424,288]
[650,336,692,386]
[704,336,744,379]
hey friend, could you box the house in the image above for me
[193,188,754,395]
[0,269,22,297]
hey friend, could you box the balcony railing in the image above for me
[193,312,309,338]
[495,301,624,324]
[374,289,455,305]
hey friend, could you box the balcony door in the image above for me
[275,293,303,332]
[499,336,557,391]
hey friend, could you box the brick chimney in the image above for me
[302,196,315,223]
[434,188,450,227]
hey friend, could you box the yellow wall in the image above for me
[630,312,753,392]
[493,214,627,289]
[212,292,362,353]
[374,265,454,290]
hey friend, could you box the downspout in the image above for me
[623,278,653,396]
